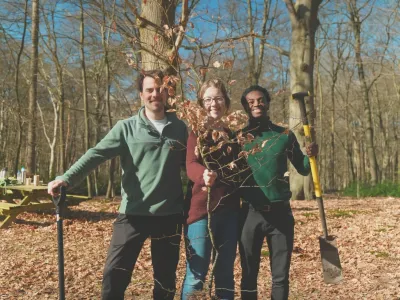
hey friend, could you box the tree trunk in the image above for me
[58,69,65,174]
[353,131,361,182]
[65,101,72,168]
[393,73,400,183]
[246,0,256,85]
[11,0,28,175]
[93,80,102,197]
[375,85,389,181]
[27,0,40,175]
[102,0,116,199]
[138,0,177,73]
[246,0,270,85]
[315,49,325,191]
[0,100,5,165]
[284,0,322,200]
[347,1,379,185]
[80,0,92,197]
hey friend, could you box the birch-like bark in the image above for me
[283,0,322,199]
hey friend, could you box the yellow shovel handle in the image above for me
[303,124,322,198]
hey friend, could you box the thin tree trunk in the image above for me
[353,131,361,182]
[0,100,5,165]
[361,140,366,182]
[12,0,28,175]
[374,85,389,181]
[102,0,116,199]
[329,80,335,190]
[247,0,256,84]
[247,0,270,85]
[315,48,324,190]
[393,73,400,183]
[65,101,71,168]
[93,83,101,196]
[27,0,40,175]
[347,1,379,185]
[58,69,65,174]
[80,0,92,197]
[37,96,58,179]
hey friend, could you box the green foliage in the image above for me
[329,209,359,218]
[370,251,389,258]
[341,182,400,198]
[302,212,317,218]
[261,250,270,257]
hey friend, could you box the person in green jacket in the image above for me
[48,70,188,300]
[238,85,318,300]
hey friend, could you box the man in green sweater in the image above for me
[48,70,188,300]
[239,85,318,300]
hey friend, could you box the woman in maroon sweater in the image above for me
[182,79,241,300]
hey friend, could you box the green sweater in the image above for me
[57,107,188,216]
[242,121,310,204]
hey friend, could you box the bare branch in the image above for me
[174,0,189,50]
[283,0,298,24]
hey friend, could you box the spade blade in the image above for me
[319,235,343,284]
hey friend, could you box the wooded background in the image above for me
[0,0,399,199]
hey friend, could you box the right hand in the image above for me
[203,169,217,187]
[48,180,68,197]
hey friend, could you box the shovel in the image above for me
[292,92,343,284]
[52,186,67,300]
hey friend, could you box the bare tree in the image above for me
[284,0,323,199]
[245,0,275,85]
[12,0,28,175]
[80,0,93,197]
[27,0,40,175]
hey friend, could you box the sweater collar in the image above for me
[248,117,272,131]
[138,106,177,127]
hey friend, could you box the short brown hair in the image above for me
[137,69,164,92]
[197,79,231,110]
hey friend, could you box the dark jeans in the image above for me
[102,214,182,300]
[239,202,294,300]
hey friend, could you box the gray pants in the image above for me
[239,202,294,300]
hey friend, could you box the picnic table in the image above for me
[0,185,90,229]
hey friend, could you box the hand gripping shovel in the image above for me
[52,186,67,300]
[292,92,343,284]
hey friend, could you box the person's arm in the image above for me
[55,120,126,188]
[287,131,310,176]
[186,131,212,185]
[186,131,207,185]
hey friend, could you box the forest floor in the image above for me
[0,196,399,300]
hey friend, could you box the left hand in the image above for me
[306,142,318,157]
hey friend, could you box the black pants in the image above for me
[239,203,294,300]
[102,214,182,300]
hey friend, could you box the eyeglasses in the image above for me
[203,97,225,105]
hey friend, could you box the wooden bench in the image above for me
[0,185,90,229]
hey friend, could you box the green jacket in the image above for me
[242,121,310,204]
[57,107,188,216]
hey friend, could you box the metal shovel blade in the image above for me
[319,235,343,284]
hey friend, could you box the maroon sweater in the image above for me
[185,130,242,225]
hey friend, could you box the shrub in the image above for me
[341,182,400,197]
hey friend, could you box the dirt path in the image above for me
[1,197,399,299]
